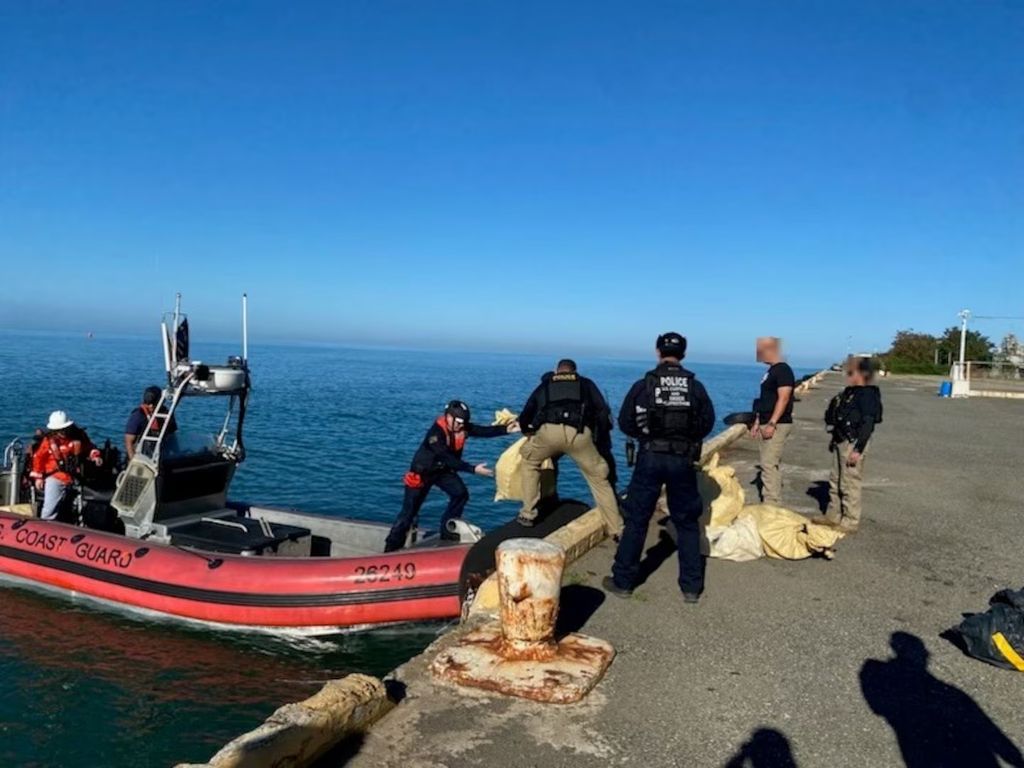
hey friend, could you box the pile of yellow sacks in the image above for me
[698,453,845,561]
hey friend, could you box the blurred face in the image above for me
[845,362,865,386]
[447,414,466,433]
[756,337,778,363]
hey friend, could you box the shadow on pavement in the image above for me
[555,584,606,636]
[634,528,677,587]
[312,732,366,767]
[805,481,830,513]
[723,728,798,768]
[860,632,1024,768]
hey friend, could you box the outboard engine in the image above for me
[446,518,484,544]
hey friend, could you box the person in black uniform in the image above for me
[823,356,883,532]
[516,359,622,536]
[384,400,519,552]
[603,332,715,604]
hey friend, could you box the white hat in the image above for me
[46,411,74,431]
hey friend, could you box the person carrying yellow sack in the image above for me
[515,359,622,537]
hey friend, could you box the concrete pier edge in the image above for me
[179,371,828,768]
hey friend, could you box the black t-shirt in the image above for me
[755,362,796,424]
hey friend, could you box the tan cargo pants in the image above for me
[519,423,623,536]
[825,441,866,529]
[757,422,793,506]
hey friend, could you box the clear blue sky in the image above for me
[1,1,1021,365]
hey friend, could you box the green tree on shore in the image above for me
[881,327,994,374]
[889,331,939,364]
[938,326,995,363]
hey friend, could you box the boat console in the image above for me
[168,515,313,557]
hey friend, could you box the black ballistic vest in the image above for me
[644,366,694,443]
[538,373,585,429]
[826,386,883,443]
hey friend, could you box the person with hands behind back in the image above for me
[384,400,519,552]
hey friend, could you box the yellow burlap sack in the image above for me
[697,452,746,528]
[743,504,845,560]
[492,408,518,427]
[706,514,764,562]
[493,436,556,503]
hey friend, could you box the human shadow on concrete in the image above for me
[859,631,1024,768]
[805,481,830,513]
[555,584,605,636]
[723,728,798,768]
[749,474,765,503]
[632,527,678,588]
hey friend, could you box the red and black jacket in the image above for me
[405,417,507,486]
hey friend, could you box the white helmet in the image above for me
[46,411,74,431]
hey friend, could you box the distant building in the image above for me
[998,333,1024,367]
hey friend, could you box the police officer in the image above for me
[823,356,883,533]
[384,400,519,552]
[603,332,715,604]
[516,359,622,536]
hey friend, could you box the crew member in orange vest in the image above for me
[384,400,519,552]
[30,411,103,520]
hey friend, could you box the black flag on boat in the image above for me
[175,318,190,362]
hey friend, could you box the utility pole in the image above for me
[951,309,971,397]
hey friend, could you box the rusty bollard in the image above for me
[430,538,615,704]
[496,539,564,660]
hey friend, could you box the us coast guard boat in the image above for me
[0,296,482,633]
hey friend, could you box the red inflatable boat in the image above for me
[0,296,482,633]
[0,509,466,630]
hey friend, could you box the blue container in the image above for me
[938,381,953,397]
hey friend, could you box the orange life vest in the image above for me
[31,435,84,485]
[435,416,467,453]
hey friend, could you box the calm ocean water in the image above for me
[0,331,813,767]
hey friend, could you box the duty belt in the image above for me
[643,438,694,456]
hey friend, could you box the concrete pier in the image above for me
[332,373,1024,767]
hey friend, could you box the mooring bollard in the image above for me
[496,538,564,660]
[430,537,615,703]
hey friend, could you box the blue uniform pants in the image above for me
[385,472,469,551]
[612,450,705,595]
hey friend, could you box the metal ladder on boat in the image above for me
[137,371,194,463]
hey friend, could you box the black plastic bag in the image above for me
[954,587,1024,671]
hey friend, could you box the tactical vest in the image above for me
[538,372,585,429]
[826,386,883,442]
[644,366,694,443]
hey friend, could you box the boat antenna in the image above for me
[160,318,172,377]
[241,293,249,364]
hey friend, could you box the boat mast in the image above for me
[242,293,249,365]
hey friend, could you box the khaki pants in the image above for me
[519,424,623,536]
[757,422,793,506]
[826,441,866,528]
